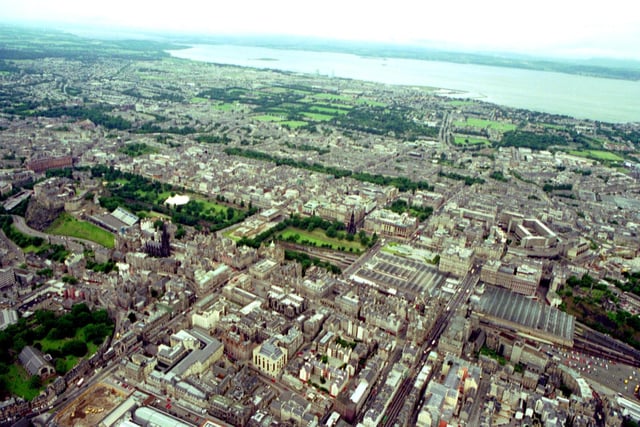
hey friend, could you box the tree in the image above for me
[128,312,137,323]
[175,225,186,240]
[62,340,88,357]
[326,226,337,238]
[56,359,68,375]
[29,375,42,389]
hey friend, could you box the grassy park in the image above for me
[454,118,517,132]
[567,150,625,162]
[279,227,365,253]
[454,135,491,146]
[46,213,115,248]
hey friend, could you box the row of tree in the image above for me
[224,147,433,192]
[91,165,254,232]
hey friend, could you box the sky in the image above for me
[1,0,639,59]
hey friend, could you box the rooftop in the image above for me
[475,286,575,343]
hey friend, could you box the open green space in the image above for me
[195,199,230,215]
[190,97,208,103]
[356,98,386,107]
[567,150,624,162]
[254,114,284,122]
[310,93,353,102]
[4,364,41,401]
[302,112,333,121]
[388,199,434,222]
[454,118,517,132]
[91,165,255,232]
[454,135,491,146]
[0,304,113,400]
[46,213,115,248]
[308,106,350,114]
[212,102,236,111]
[280,227,364,252]
[281,120,308,128]
[118,142,158,157]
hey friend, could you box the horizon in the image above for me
[1,0,639,61]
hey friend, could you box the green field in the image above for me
[454,135,490,146]
[196,199,244,221]
[190,97,208,103]
[197,199,229,214]
[5,364,41,401]
[212,102,236,111]
[356,98,386,107]
[254,114,284,122]
[302,112,333,121]
[46,213,115,248]
[447,100,473,107]
[568,150,625,162]
[280,227,364,252]
[311,93,353,102]
[308,106,350,115]
[281,120,308,128]
[454,118,516,132]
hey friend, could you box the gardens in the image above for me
[280,227,365,253]
[239,214,377,252]
[0,304,113,400]
[558,273,640,350]
[90,164,254,232]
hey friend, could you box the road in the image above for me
[343,238,384,277]
[11,215,105,251]
[381,269,479,427]
[0,225,25,266]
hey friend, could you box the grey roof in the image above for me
[259,338,284,360]
[170,336,222,377]
[352,251,443,295]
[18,346,53,376]
[476,286,574,341]
[111,207,139,226]
[133,406,191,427]
[0,309,18,330]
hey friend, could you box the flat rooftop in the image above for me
[351,251,443,298]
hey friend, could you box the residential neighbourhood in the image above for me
[1,27,640,427]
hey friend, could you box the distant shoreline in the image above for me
[168,44,640,123]
[166,35,640,82]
